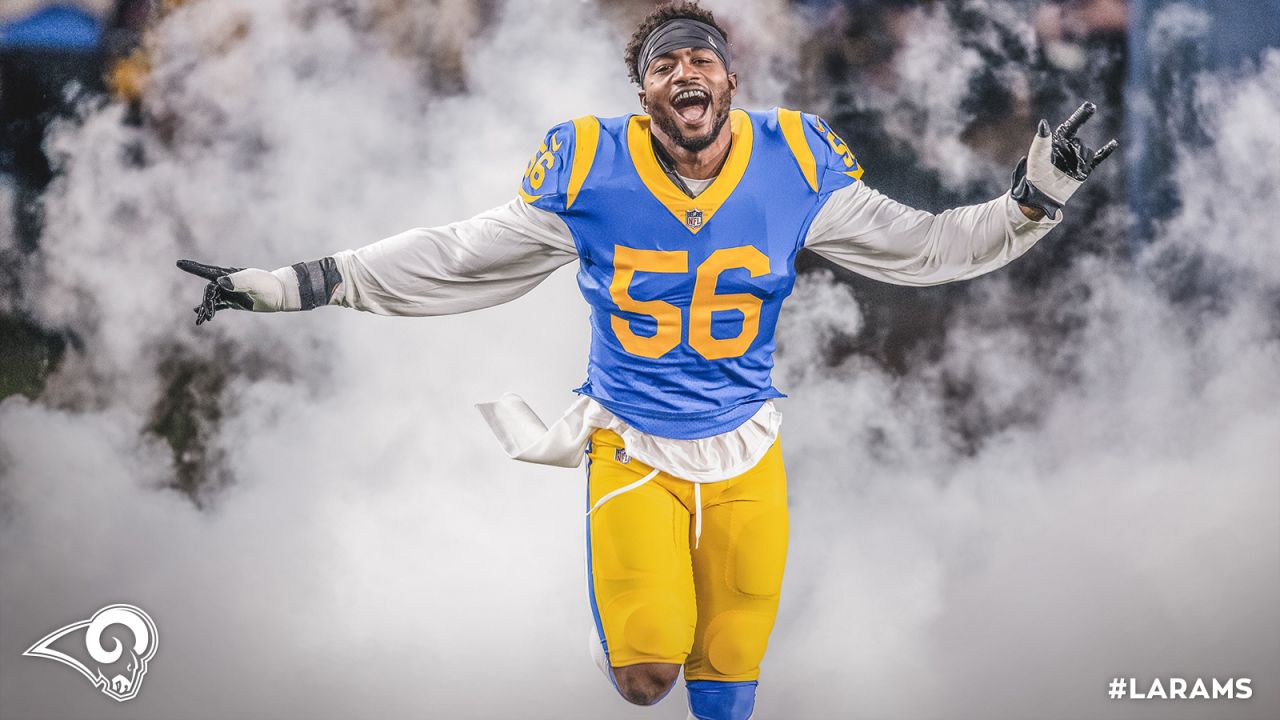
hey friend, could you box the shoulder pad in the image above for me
[777,109,863,195]
[518,116,601,213]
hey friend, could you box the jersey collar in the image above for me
[627,109,752,234]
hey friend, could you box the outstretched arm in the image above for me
[804,102,1115,286]
[804,183,1054,287]
[329,199,576,316]
[181,116,601,324]
[179,199,577,323]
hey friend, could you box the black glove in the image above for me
[176,260,252,325]
[1011,101,1119,219]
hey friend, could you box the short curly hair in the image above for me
[623,2,729,86]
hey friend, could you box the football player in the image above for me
[178,3,1114,718]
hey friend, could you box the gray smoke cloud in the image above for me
[1,2,1277,720]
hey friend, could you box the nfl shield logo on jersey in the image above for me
[685,208,703,229]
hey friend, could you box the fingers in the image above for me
[1091,139,1119,168]
[177,259,223,281]
[176,259,243,281]
[1056,101,1096,138]
[189,275,252,326]
[1030,121,1054,163]
[193,283,218,325]
[192,292,245,326]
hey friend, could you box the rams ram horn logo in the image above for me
[24,604,158,702]
[685,208,703,228]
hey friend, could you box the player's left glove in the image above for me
[1011,101,1118,220]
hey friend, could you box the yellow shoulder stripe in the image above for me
[778,108,818,192]
[566,115,600,210]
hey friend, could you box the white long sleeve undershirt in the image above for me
[327,182,1059,481]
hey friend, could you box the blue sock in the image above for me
[687,680,757,720]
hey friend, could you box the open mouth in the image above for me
[671,87,711,125]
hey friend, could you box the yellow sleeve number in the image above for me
[813,118,857,170]
[523,132,562,191]
[610,245,770,360]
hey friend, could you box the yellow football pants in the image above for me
[586,428,789,682]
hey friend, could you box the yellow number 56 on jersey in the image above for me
[610,245,770,361]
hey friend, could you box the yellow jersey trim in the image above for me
[517,187,542,203]
[626,109,753,234]
[778,108,818,192]
[566,116,600,210]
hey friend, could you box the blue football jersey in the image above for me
[518,108,862,439]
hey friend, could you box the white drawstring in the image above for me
[693,482,702,550]
[587,468,661,516]
[586,463,705,550]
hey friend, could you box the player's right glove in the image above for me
[1011,101,1118,220]
[177,258,340,325]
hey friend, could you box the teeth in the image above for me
[675,89,708,103]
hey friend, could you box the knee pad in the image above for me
[687,680,757,720]
[701,610,773,678]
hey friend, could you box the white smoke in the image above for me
[2,1,634,718]
[768,43,1280,720]
[868,1,1038,189]
[889,4,994,186]
[701,0,806,106]
[1,2,1277,720]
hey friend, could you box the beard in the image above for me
[650,85,733,153]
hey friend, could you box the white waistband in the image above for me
[475,394,780,483]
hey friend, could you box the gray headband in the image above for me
[636,18,731,81]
